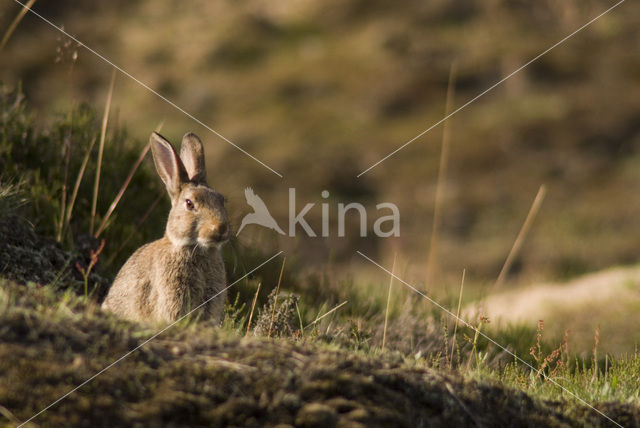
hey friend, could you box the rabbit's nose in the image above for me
[211,222,229,242]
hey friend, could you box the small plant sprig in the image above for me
[530,319,545,366]
[465,314,490,371]
[529,320,570,380]
[75,239,105,298]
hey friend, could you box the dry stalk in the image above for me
[495,184,547,287]
[246,282,262,336]
[0,0,37,51]
[426,61,457,290]
[382,253,397,351]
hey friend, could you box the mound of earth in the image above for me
[0,215,110,299]
[0,282,638,427]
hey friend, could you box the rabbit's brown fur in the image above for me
[102,132,229,323]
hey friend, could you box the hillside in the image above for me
[0,280,638,428]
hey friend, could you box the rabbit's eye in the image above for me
[185,199,194,211]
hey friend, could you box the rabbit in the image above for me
[102,131,230,324]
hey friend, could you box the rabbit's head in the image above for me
[150,132,230,249]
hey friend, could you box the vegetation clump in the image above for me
[253,289,300,338]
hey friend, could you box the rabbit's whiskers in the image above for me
[189,244,199,259]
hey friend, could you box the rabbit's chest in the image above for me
[154,248,225,320]
[164,253,219,296]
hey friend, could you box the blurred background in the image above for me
[1,0,640,351]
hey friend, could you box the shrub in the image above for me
[0,84,168,280]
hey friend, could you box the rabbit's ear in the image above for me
[180,133,206,184]
[150,132,189,199]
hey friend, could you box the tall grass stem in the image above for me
[57,125,72,242]
[450,268,466,368]
[426,62,457,290]
[90,69,116,236]
[64,137,97,232]
[304,301,348,330]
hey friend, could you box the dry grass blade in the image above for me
[426,61,457,290]
[304,301,348,330]
[56,127,72,242]
[382,253,397,351]
[64,136,97,233]
[495,185,547,287]
[0,402,21,425]
[90,69,116,236]
[450,268,466,368]
[295,300,304,334]
[0,0,37,51]
[267,257,286,338]
[246,282,262,336]
[95,140,151,238]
